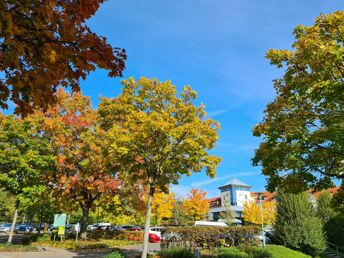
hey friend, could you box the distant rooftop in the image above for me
[219,178,251,189]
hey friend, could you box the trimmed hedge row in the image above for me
[161,226,260,250]
[85,230,143,241]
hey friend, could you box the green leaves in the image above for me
[0,114,54,197]
[253,11,344,193]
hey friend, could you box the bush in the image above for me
[161,226,260,250]
[325,215,344,248]
[216,245,311,258]
[87,230,123,240]
[265,245,311,258]
[217,247,248,258]
[241,246,271,258]
[104,250,125,258]
[274,192,326,256]
[159,247,194,258]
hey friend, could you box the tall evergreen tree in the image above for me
[274,191,326,256]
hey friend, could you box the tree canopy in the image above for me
[182,188,210,221]
[30,89,120,238]
[244,201,276,225]
[0,0,126,115]
[98,77,221,258]
[0,114,54,200]
[253,11,344,192]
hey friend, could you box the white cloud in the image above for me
[207,108,230,118]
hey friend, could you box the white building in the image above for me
[207,178,252,221]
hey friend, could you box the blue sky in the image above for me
[83,0,343,198]
[6,1,343,198]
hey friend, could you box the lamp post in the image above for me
[258,194,266,247]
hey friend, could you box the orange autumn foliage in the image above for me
[182,188,210,221]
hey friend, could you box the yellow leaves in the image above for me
[48,50,57,63]
[244,201,276,225]
[151,191,176,225]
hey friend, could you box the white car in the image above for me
[149,226,164,238]
[0,223,12,233]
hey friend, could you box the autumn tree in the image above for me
[171,200,189,226]
[244,201,276,225]
[0,0,126,115]
[219,202,235,224]
[151,191,176,226]
[98,77,221,258]
[182,188,210,221]
[252,11,344,193]
[0,114,54,242]
[31,89,120,239]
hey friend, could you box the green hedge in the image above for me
[161,226,260,250]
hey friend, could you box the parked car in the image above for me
[111,226,126,232]
[87,224,97,231]
[0,223,12,233]
[120,225,141,231]
[149,226,164,238]
[149,232,161,243]
[16,224,33,234]
[65,224,80,233]
[194,221,228,227]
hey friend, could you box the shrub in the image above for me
[104,250,125,258]
[274,192,326,256]
[325,215,344,248]
[87,230,123,240]
[217,247,248,258]
[161,226,260,250]
[159,247,194,258]
[241,246,271,258]
[217,245,311,258]
[265,245,311,258]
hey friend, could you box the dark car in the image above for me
[16,224,33,234]
[120,225,141,231]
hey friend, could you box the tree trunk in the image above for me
[142,185,155,258]
[80,206,89,240]
[8,209,18,243]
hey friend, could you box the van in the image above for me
[194,221,228,227]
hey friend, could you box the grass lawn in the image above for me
[0,243,38,252]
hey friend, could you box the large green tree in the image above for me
[253,11,344,192]
[0,114,54,242]
[274,192,326,256]
[0,0,126,115]
[98,77,221,258]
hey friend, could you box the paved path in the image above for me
[0,244,160,258]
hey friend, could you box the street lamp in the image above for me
[258,194,265,247]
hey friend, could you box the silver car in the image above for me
[0,223,12,233]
